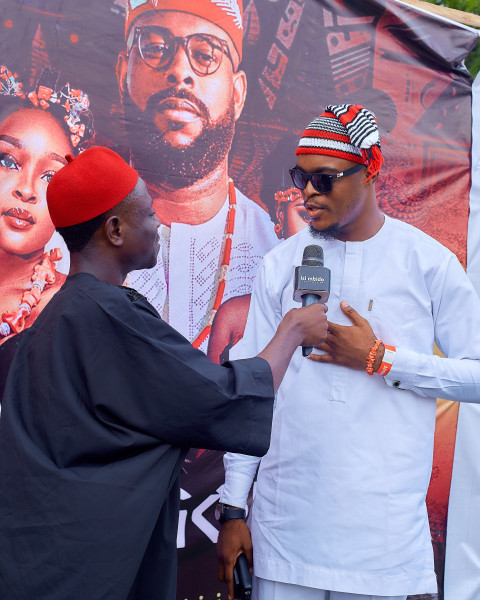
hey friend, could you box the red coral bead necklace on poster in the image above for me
[192,178,236,349]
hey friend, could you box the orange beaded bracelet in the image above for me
[366,339,383,375]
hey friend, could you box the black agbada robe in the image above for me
[0,274,274,600]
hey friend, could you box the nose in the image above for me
[165,44,195,87]
[13,170,37,203]
[304,178,323,198]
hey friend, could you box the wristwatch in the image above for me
[215,503,246,523]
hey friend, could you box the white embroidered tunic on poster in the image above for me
[127,187,278,352]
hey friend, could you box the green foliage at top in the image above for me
[422,0,480,77]
[429,0,478,12]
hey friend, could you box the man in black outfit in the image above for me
[0,146,328,600]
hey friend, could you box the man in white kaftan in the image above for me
[216,104,480,600]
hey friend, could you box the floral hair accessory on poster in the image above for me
[0,65,95,153]
[296,103,383,181]
[0,66,26,98]
[274,187,303,206]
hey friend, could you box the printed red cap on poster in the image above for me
[124,0,244,62]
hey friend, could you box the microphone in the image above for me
[293,245,331,356]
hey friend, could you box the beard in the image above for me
[309,223,342,240]
[122,87,235,190]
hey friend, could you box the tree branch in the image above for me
[398,0,480,28]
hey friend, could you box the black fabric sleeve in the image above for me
[0,331,27,404]
[57,281,275,456]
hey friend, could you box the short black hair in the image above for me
[55,187,140,253]
[56,212,107,253]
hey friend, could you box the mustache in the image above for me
[144,87,211,123]
[304,197,329,210]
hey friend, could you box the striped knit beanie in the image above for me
[296,104,383,181]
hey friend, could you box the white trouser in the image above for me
[253,577,407,600]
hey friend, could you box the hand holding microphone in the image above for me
[293,245,331,356]
[256,246,329,390]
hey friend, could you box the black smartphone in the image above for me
[233,553,252,599]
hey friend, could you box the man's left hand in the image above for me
[309,301,383,371]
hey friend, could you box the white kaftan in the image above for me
[222,216,480,596]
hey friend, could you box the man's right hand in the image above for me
[217,519,253,600]
[258,302,328,391]
[281,302,329,349]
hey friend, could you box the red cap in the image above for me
[47,146,139,228]
[125,0,243,62]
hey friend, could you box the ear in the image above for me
[364,171,379,185]
[104,215,124,248]
[232,69,247,121]
[116,51,129,103]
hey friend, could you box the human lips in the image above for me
[304,198,329,219]
[156,97,201,122]
[2,207,36,230]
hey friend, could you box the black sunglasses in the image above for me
[289,163,365,195]
[131,26,234,76]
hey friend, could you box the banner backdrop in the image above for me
[443,71,480,600]
[0,1,477,599]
